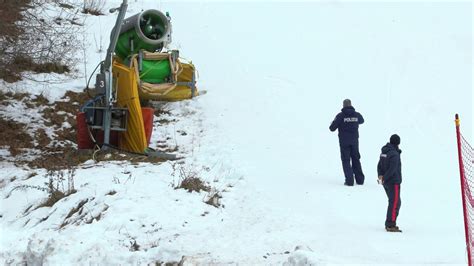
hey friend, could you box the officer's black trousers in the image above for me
[339,142,365,185]
[383,183,401,227]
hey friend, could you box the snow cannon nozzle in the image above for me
[114,9,172,60]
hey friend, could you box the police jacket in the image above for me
[377,143,402,184]
[329,106,364,145]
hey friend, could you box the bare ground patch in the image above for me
[0,90,84,162]
[0,90,177,168]
[0,117,34,156]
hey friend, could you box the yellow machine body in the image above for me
[113,61,148,153]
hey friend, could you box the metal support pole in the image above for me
[191,70,196,98]
[455,114,472,266]
[102,0,128,149]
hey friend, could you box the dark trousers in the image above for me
[339,143,365,185]
[384,183,401,227]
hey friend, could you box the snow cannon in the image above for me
[115,9,172,60]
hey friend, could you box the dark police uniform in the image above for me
[329,106,365,185]
[377,143,402,228]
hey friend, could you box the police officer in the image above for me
[329,99,365,186]
[377,134,402,232]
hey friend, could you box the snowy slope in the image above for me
[1,1,472,265]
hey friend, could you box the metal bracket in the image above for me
[83,106,128,132]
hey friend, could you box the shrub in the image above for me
[177,176,211,193]
[0,0,83,82]
[174,165,210,193]
[82,0,105,16]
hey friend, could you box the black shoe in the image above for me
[355,177,364,185]
[344,182,354,186]
[385,226,402,232]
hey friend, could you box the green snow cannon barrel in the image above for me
[115,9,172,60]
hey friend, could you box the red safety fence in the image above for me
[455,114,474,266]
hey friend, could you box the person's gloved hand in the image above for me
[377,175,384,185]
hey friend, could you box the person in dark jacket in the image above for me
[377,134,402,232]
[329,99,365,186]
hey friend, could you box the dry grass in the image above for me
[26,172,38,179]
[153,108,171,117]
[34,128,51,148]
[23,148,169,170]
[42,107,66,127]
[94,149,170,164]
[24,148,92,170]
[60,199,109,228]
[129,239,141,252]
[37,189,67,208]
[0,0,30,39]
[153,261,181,266]
[13,56,70,74]
[64,199,89,220]
[1,55,70,83]
[152,105,176,125]
[205,191,222,208]
[0,117,34,156]
[0,90,84,159]
[63,90,90,105]
[33,93,50,104]
[0,90,86,166]
[176,177,210,193]
[4,91,30,101]
[41,90,90,143]
[82,0,105,16]
[24,167,78,213]
[105,190,117,196]
[58,3,74,9]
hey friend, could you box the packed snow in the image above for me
[0,1,472,265]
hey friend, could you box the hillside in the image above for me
[1,1,472,264]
